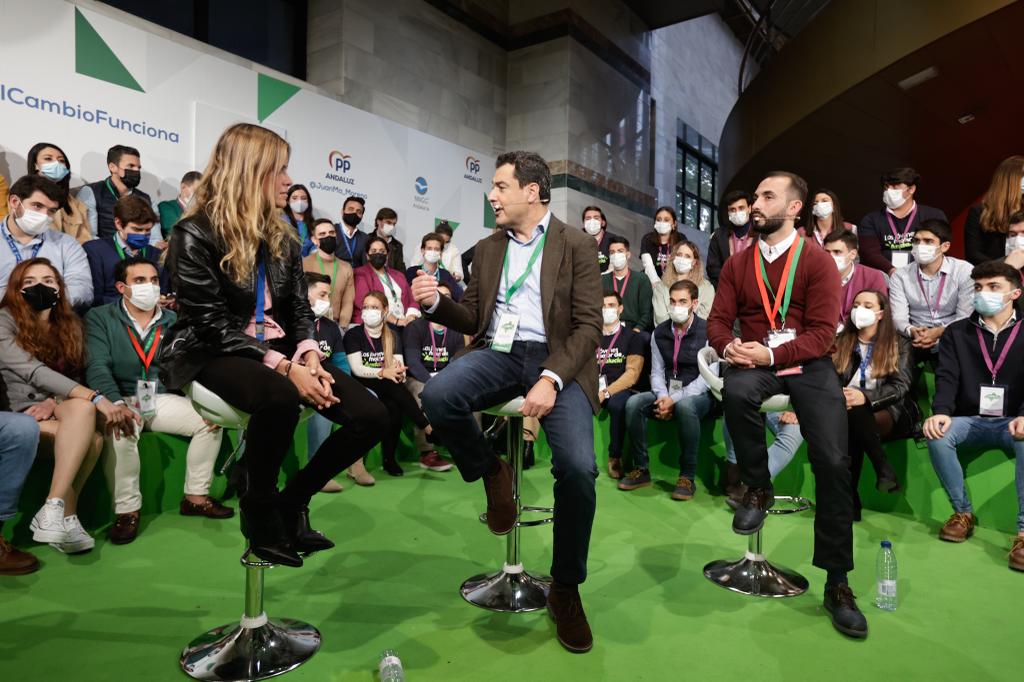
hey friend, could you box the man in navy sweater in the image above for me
[84,195,169,307]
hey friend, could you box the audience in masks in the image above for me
[353,236,419,326]
[303,218,355,326]
[26,142,91,244]
[336,196,369,267]
[596,291,645,480]
[156,171,201,241]
[285,184,316,257]
[405,232,461,302]
[77,145,161,242]
[653,239,715,323]
[707,190,753,287]
[601,236,653,333]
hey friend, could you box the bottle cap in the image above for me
[881,540,892,548]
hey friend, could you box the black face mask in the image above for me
[318,236,338,255]
[342,212,362,228]
[368,253,388,269]
[21,283,59,311]
[121,168,141,189]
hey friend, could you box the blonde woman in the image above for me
[964,155,1024,264]
[652,239,714,322]
[160,123,389,568]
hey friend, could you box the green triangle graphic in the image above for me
[434,218,460,232]
[257,73,300,122]
[483,194,496,229]
[75,9,144,92]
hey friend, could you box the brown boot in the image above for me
[0,533,39,575]
[939,512,976,542]
[547,582,593,653]
[108,512,141,545]
[180,497,234,519]
[482,457,516,535]
[724,462,744,497]
[1009,535,1024,572]
[607,457,623,480]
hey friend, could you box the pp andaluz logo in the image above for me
[415,177,429,196]
[463,156,482,184]
[325,151,354,186]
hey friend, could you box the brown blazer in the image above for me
[302,252,355,326]
[428,215,604,413]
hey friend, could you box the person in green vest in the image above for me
[157,171,201,241]
[601,235,653,333]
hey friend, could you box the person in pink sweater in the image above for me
[823,230,889,325]
[352,235,419,326]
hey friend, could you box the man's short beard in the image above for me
[751,214,786,235]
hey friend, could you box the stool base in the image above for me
[180,618,321,681]
[703,555,808,597]
[460,566,552,612]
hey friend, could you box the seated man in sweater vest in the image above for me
[620,280,711,500]
[76,144,161,243]
[707,171,867,638]
[83,195,170,308]
[84,256,232,545]
[601,236,653,333]
[596,290,645,480]
[823,230,888,330]
[923,260,1024,571]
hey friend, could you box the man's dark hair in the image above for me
[114,255,158,284]
[971,259,1023,288]
[305,271,332,288]
[376,207,397,223]
[342,196,366,210]
[608,235,630,250]
[8,174,63,203]
[496,151,551,203]
[723,190,752,208]
[114,195,158,226]
[421,232,443,249]
[603,289,622,305]
[582,205,607,223]
[669,279,699,299]
[881,167,920,188]
[916,218,952,244]
[823,230,859,251]
[1008,210,1024,226]
[434,221,454,238]
[107,144,141,166]
[180,171,202,185]
[366,235,389,253]
[312,217,335,230]
[765,171,808,204]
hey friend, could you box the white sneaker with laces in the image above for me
[30,499,68,544]
[50,515,95,554]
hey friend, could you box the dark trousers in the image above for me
[197,354,389,507]
[722,358,853,572]
[354,377,430,460]
[421,342,598,585]
[846,404,895,515]
[605,389,633,459]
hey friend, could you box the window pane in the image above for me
[675,191,683,218]
[700,203,712,232]
[675,148,684,191]
[701,136,714,158]
[685,195,698,226]
[686,125,700,149]
[700,163,713,202]
[685,155,699,195]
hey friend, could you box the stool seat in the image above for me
[697,347,792,413]
[186,381,250,430]
[482,397,525,417]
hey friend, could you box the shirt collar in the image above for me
[917,255,951,278]
[506,210,552,245]
[886,200,917,217]
[757,229,797,261]
[842,263,856,286]
[2,216,44,246]
[120,299,163,335]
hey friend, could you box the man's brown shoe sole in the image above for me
[546,604,593,653]
[939,529,973,543]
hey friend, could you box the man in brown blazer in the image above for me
[302,218,355,326]
[413,151,602,653]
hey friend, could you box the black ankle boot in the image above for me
[383,457,404,477]
[522,441,535,470]
[870,456,900,493]
[239,497,302,567]
[279,502,334,554]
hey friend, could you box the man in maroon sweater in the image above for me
[708,171,867,639]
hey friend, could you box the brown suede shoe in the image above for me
[546,582,593,653]
[482,457,516,535]
[1009,535,1024,572]
[108,512,140,545]
[180,497,235,519]
[607,457,623,480]
[0,534,39,575]
[939,512,976,542]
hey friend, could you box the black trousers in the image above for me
[354,378,430,460]
[197,353,389,506]
[722,358,853,573]
[846,404,895,515]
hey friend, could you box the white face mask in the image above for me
[812,201,834,219]
[128,283,160,311]
[601,308,619,326]
[423,249,442,264]
[1005,235,1024,255]
[289,200,308,215]
[379,223,396,238]
[14,206,52,236]
[850,305,878,330]
[654,220,673,235]
[832,254,848,271]
[311,298,332,318]
[669,305,690,324]
[362,308,383,328]
[883,188,907,210]
[673,256,693,274]
[728,210,748,226]
[609,252,628,270]
[912,243,939,265]
[584,218,603,235]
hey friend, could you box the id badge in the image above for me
[137,379,158,418]
[891,251,910,269]
[491,312,519,353]
[669,378,684,393]
[765,328,797,349]
[979,384,1006,417]
[598,375,608,393]
[429,371,438,379]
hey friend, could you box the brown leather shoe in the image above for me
[1009,535,1024,572]
[546,582,593,653]
[0,533,39,575]
[482,457,516,535]
[108,512,140,545]
[939,512,976,542]
[180,497,235,519]
[607,457,623,480]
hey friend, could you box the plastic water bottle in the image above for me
[379,649,405,682]
[875,540,897,611]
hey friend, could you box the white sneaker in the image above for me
[49,515,95,554]
[30,499,68,544]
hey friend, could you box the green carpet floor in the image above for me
[2,456,1020,681]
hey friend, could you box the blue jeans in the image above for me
[0,412,41,522]
[723,411,805,479]
[604,390,633,459]
[927,416,1024,532]
[624,390,713,479]
[306,412,334,461]
[421,342,597,585]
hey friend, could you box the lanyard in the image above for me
[126,324,161,380]
[429,327,448,371]
[915,269,947,321]
[254,252,267,341]
[612,270,630,297]
[317,253,338,295]
[113,237,146,261]
[886,204,918,242]
[976,320,1022,383]
[754,237,804,330]
[597,326,622,374]
[339,228,357,261]
[376,270,399,301]
[363,327,380,353]
[105,178,121,201]
[3,227,43,263]
[502,230,547,302]
[858,341,874,389]
[671,322,690,377]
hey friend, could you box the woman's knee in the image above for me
[58,397,97,420]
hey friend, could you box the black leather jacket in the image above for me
[158,213,315,391]
[836,334,914,424]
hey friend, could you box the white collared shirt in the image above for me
[757,229,797,264]
[121,299,164,336]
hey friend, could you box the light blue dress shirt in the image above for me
[485,210,551,343]
[0,216,94,307]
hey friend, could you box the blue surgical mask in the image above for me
[40,161,69,182]
[125,233,150,250]
[973,291,1008,316]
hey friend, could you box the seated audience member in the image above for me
[353,236,420,326]
[707,190,753,288]
[832,290,913,519]
[285,184,316,257]
[336,196,368,267]
[303,272,361,491]
[409,221,464,283]
[653,239,715,323]
[621,280,711,500]
[640,205,683,282]
[964,156,1024,265]
[156,171,201,240]
[405,233,461,301]
[1,175,93,307]
[302,218,355,326]
[403,282,463,472]
[889,219,974,377]
[802,189,855,247]
[722,412,805,506]
[856,167,947,275]
[597,291,645,479]
[824,231,889,324]
[601,236,653,333]
[374,207,406,271]
[1004,211,1024,274]
[84,256,231,544]
[77,144,161,242]
[581,205,623,273]
[0,374,41,575]
[0,258,130,554]
[27,142,90,244]
[923,259,1024,570]
[83,196,169,307]
[344,292,434,476]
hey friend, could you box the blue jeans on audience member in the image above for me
[306,412,334,461]
[723,411,805,480]
[927,416,1024,532]
[625,390,713,480]
[605,390,633,459]
[0,412,41,522]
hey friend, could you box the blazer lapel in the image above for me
[540,218,565,321]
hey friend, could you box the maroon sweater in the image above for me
[707,233,841,368]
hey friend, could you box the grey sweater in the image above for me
[0,309,80,412]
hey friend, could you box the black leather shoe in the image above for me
[279,503,335,554]
[732,486,774,535]
[874,460,901,493]
[239,498,302,568]
[383,457,404,477]
[823,583,869,638]
[522,441,535,470]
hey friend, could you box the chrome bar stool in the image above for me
[460,397,554,612]
[697,348,814,598]
[179,381,320,681]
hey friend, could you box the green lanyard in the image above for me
[502,230,547,302]
[756,237,804,328]
[113,237,145,261]
[105,178,121,201]
[377,271,398,300]
[317,253,338,295]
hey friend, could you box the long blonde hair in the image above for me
[660,239,705,288]
[184,123,298,285]
[364,291,396,367]
[979,155,1024,234]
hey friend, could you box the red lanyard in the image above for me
[671,322,690,377]
[612,270,630,297]
[886,204,918,241]
[976,320,1021,383]
[429,327,448,371]
[754,239,802,330]
[915,269,948,321]
[597,327,622,374]
[126,325,161,380]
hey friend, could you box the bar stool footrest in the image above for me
[180,618,321,681]
[460,568,552,612]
